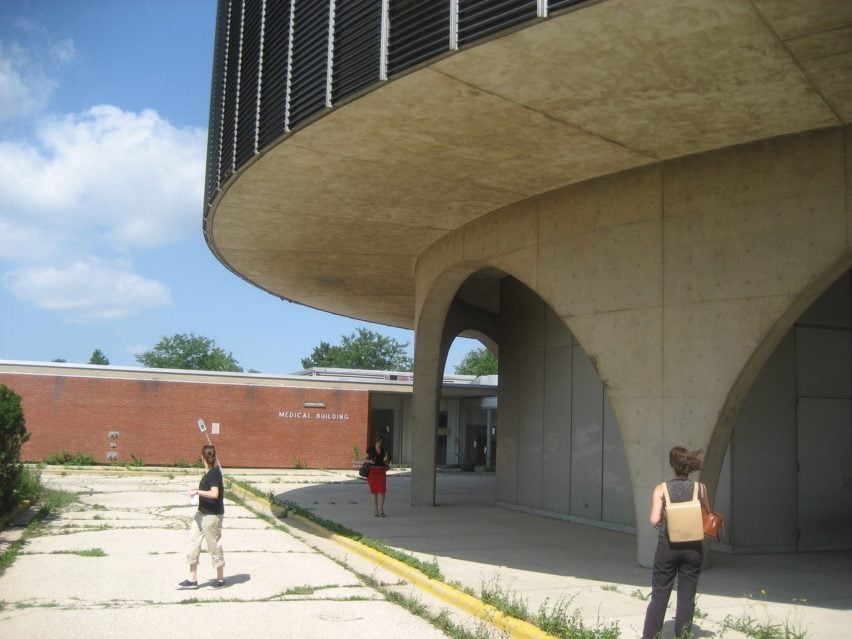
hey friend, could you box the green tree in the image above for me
[88,349,110,365]
[0,385,30,515]
[135,333,243,372]
[301,327,413,371]
[454,348,498,376]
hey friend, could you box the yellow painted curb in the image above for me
[227,483,555,639]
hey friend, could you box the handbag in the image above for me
[702,504,724,541]
[358,462,369,478]
[663,481,704,542]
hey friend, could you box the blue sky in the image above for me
[0,0,477,374]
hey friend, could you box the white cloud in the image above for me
[0,51,207,322]
[3,259,171,322]
[0,105,207,251]
[0,46,56,122]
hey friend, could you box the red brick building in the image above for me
[0,361,497,469]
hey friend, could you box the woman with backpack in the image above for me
[642,446,708,639]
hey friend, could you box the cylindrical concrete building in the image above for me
[202,0,852,566]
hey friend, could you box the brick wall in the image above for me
[0,373,369,468]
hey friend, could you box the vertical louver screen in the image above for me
[258,0,292,148]
[387,0,450,77]
[235,0,263,168]
[289,1,331,128]
[332,0,383,103]
[205,0,590,213]
[458,0,538,46]
[220,0,242,183]
[204,0,230,207]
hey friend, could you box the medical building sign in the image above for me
[278,408,350,422]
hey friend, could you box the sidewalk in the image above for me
[236,468,852,639]
[0,469,480,639]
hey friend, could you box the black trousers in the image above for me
[642,535,703,639]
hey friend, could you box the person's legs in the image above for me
[377,491,385,515]
[643,539,677,639]
[184,511,205,583]
[372,491,379,515]
[673,544,703,637]
[200,514,225,580]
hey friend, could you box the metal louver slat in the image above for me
[258,0,291,148]
[235,0,263,170]
[204,0,230,210]
[548,0,585,13]
[458,0,538,46]
[332,0,382,103]
[388,0,450,77]
[289,1,330,127]
[220,0,242,184]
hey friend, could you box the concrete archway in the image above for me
[412,127,851,565]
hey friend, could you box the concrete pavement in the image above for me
[0,469,486,639]
[240,468,852,639]
[2,467,850,639]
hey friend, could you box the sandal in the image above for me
[379,511,386,517]
[374,512,380,517]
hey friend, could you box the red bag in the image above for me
[702,505,724,541]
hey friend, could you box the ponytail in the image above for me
[669,446,702,476]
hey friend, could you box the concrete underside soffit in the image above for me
[207,0,852,327]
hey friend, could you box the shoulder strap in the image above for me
[691,480,699,501]
[662,481,672,504]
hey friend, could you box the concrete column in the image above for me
[411,308,443,506]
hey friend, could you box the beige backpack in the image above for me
[663,481,703,542]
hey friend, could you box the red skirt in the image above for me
[367,466,387,494]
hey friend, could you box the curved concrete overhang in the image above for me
[205,0,851,329]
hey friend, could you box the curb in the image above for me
[227,482,555,639]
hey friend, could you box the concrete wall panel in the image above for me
[569,307,662,399]
[732,332,798,550]
[796,327,851,398]
[603,394,635,526]
[663,129,846,306]
[463,200,539,262]
[570,347,604,521]
[539,219,663,317]
[517,350,545,509]
[542,346,573,514]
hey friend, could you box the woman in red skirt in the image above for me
[366,434,389,517]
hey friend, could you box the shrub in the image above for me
[43,451,96,466]
[15,465,43,503]
[0,385,30,515]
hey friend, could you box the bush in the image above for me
[15,465,43,503]
[0,385,30,516]
[43,451,95,466]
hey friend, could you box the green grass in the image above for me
[481,576,529,621]
[723,612,808,639]
[481,577,620,639]
[43,451,95,466]
[54,548,106,557]
[0,488,78,577]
